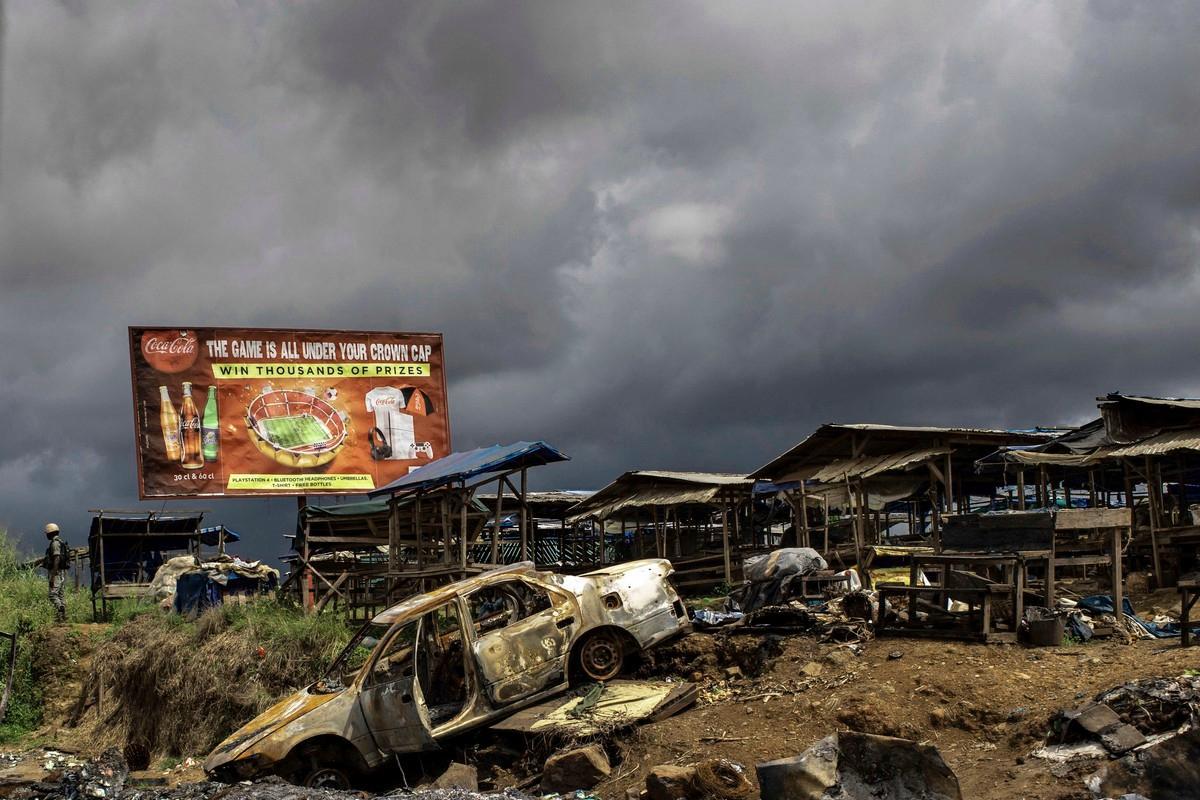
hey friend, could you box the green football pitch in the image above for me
[259,414,331,448]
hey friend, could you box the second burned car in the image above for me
[205,558,690,788]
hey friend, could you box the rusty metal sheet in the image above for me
[489,679,696,736]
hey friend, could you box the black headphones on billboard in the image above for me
[368,427,392,460]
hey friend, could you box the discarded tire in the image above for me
[693,758,754,799]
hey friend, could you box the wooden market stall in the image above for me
[87,509,207,620]
[367,440,570,591]
[749,424,1055,567]
[564,471,755,591]
[982,395,1200,588]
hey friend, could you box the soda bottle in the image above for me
[180,382,204,469]
[159,386,181,461]
[202,386,219,461]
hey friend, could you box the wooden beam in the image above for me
[491,477,503,565]
[1146,456,1163,586]
[798,482,811,548]
[519,468,529,562]
[1112,523,1124,629]
[721,500,732,586]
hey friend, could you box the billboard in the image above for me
[128,327,450,498]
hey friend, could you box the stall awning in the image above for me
[369,441,569,497]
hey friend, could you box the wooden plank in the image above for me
[1055,508,1133,530]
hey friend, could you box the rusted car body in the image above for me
[205,559,689,787]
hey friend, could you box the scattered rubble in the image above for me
[640,758,751,800]
[1035,673,1200,796]
[430,762,479,792]
[755,731,962,800]
[1084,728,1200,800]
[540,745,610,793]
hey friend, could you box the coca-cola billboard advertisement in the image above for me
[128,327,451,498]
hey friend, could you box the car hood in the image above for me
[204,686,340,771]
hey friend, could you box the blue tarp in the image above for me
[1077,594,1200,638]
[198,526,241,546]
[369,441,569,497]
[173,570,277,615]
[174,572,221,615]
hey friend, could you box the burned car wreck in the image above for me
[204,559,690,788]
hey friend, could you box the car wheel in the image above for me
[578,629,625,682]
[301,762,354,790]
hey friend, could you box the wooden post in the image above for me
[672,507,682,558]
[1112,523,1124,629]
[598,517,607,566]
[519,467,529,562]
[1017,470,1027,511]
[415,494,424,570]
[559,516,567,566]
[721,499,732,586]
[651,505,662,559]
[1046,540,1056,610]
[845,473,863,567]
[1146,456,1163,586]
[491,477,503,565]
[822,495,830,555]
[441,494,451,565]
[945,453,954,514]
[459,484,469,568]
[799,482,811,548]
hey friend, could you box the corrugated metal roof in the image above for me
[628,470,751,485]
[750,423,1053,480]
[829,423,1047,436]
[369,441,569,497]
[476,490,594,504]
[804,447,949,483]
[565,470,753,521]
[567,484,731,522]
[1100,394,1200,410]
[1107,429,1200,457]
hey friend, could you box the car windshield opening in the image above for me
[315,622,390,693]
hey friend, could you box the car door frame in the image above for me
[467,576,581,706]
[356,618,438,756]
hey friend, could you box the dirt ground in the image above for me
[5,589,1199,799]
[603,633,1199,799]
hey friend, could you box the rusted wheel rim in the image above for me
[305,766,351,790]
[580,632,624,681]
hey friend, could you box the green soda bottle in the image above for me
[202,386,220,461]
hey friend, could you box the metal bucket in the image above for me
[1027,615,1064,647]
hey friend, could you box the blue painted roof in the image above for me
[369,441,569,497]
[198,525,241,545]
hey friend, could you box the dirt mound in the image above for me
[27,604,349,762]
[636,632,784,680]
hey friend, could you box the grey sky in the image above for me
[2,1,1200,562]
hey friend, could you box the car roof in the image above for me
[369,561,541,625]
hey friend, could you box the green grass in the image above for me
[0,528,354,750]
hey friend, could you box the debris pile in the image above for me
[8,750,551,800]
[691,548,873,644]
[639,758,753,800]
[1035,674,1200,797]
[755,731,962,800]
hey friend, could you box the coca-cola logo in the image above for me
[181,418,201,430]
[141,330,199,374]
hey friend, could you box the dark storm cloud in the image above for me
[3,0,1200,559]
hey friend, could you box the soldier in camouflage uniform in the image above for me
[43,523,68,623]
